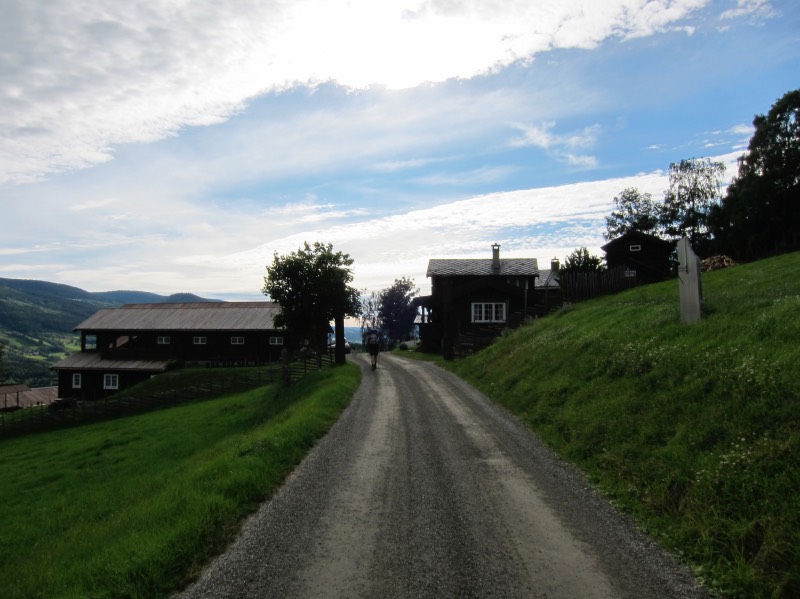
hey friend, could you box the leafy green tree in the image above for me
[359,291,380,339]
[659,158,726,253]
[263,242,361,366]
[604,187,659,240]
[709,88,800,260]
[378,277,418,344]
[562,247,604,273]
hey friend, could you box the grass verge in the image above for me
[0,363,360,599]
[447,252,799,598]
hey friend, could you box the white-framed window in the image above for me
[103,374,119,390]
[193,336,207,345]
[269,336,284,346]
[472,302,507,323]
[629,244,642,252]
[72,373,82,389]
[157,336,171,345]
[231,336,245,345]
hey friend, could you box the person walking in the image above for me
[366,330,380,370]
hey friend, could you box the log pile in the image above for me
[700,255,737,272]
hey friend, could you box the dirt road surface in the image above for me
[177,353,708,598]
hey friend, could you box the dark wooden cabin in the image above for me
[52,302,287,400]
[416,245,561,359]
[601,231,675,284]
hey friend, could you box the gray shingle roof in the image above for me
[74,302,282,332]
[426,258,539,277]
[535,269,560,288]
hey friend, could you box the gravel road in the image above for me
[176,353,709,598]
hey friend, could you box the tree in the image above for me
[708,88,800,260]
[262,242,361,366]
[378,277,419,344]
[562,247,604,273]
[359,291,381,338]
[659,157,726,253]
[604,187,659,240]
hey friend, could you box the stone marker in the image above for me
[677,236,702,324]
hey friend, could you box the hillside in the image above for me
[0,278,220,386]
[447,251,799,598]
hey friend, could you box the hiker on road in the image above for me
[366,330,380,370]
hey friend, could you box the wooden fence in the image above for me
[0,354,335,439]
[558,267,640,303]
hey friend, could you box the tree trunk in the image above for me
[334,314,346,365]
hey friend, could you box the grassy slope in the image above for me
[0,363,360,599]
[447,251,800,598]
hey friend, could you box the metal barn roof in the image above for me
[74,302,282,332]
[52,352,169,372]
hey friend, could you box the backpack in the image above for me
[367,333,379,347]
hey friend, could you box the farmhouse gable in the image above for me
[417,245,561,359]
[601,231,674,283]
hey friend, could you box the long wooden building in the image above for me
[52,302,287,400]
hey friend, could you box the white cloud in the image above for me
[228,169,674,295]
[260,202,368,223]
[720,0,776,21]
[1,0,712,184]
[509,121,600,168]
[69,198,120,211]
[411,166,518,186]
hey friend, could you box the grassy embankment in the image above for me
[0,363,360,599]
[446,251,799,598]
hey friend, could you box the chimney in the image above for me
[551,258,560,272]
[492,243,501,271]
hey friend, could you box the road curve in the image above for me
[176,353,709,599]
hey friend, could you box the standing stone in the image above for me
[677,237,702,324]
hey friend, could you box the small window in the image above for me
[103,374,119,390]
[72,373,82,389]
[624,269,637,278]
[471,302,507,323]
[629,244,642,252]
[193,336,207,345]
[231,336,245,345]
[269,336,284,346]
[84,335,97,350]
[157,336,171,345]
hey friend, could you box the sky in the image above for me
[1,0,798,305]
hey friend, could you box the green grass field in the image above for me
[447,251,800,598]
[0,364,360,599]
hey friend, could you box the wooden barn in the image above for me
[416,245,561,359]
[601,231,675,284]
[52,302,287,400]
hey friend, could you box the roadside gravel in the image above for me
[175,353,710,598]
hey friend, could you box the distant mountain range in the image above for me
[0,277,220,387]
